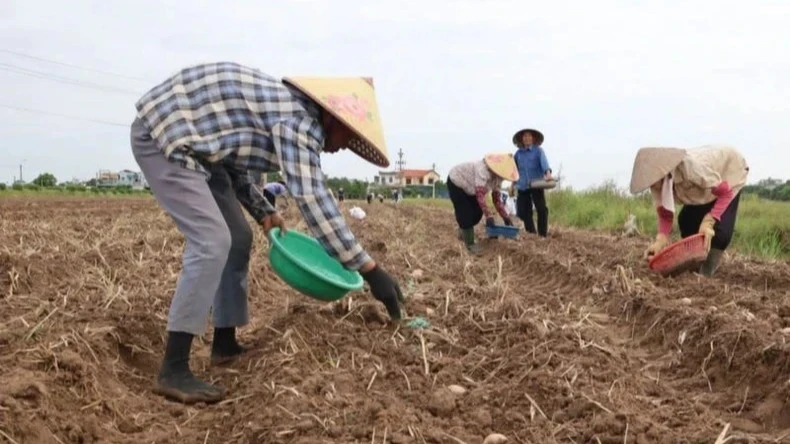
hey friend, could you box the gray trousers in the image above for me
[130,117,251,336]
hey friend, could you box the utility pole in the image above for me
[18,159,26,182]
[395,148,405,172]
[0,160,26,183]
[431,163,437,198]
[394,149,406,192]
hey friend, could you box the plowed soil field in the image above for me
[3,196,790,443]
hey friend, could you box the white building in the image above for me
[96,169,148,189]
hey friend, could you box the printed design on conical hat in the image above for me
[282,76,390,167]
[484,153,519,182]
[629,147,687,194]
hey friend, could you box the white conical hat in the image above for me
[629,147,687,194]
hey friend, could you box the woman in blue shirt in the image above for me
[512,128,553,237]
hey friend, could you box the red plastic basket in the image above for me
[648,234,708,276]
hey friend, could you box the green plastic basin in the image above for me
[267,227,364,301]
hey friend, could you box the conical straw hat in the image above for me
[484,153,519,182]
[629,147,687,194]
[512,128,545,147]
[282,76,390,167]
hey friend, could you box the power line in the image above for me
[0,49,154,82]
[0,62,141,96]
[0,104,128,127]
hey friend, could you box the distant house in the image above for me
[375,171,401,187]
[96,169,148,189]
[96,170,119,186]
[117,169,139,186]
[401,169,441,186]
[374,168,441,188]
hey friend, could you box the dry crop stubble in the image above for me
[2,196,790,443]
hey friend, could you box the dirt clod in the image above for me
[428,388,457,417]
[2,196,790,443]
[483,433,508,444]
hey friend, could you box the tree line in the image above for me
[1,172,451,199]
[262,172,449,199]
[4,172,789,203]
[741,178,790,202]
[10,171,790,202]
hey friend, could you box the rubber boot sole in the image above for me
[152,382,225,405]
[210,346,249,366]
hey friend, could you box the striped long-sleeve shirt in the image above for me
[134,62,371,270]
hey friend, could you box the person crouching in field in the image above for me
[263,180,287,207]
[366,191,373,204]
[447,153,517,253]
[512,128,553,237]
[630,145,749,277]
[130,62,404,405]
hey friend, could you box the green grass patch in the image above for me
[402,182,790,261]
[5,181,789,260]
[0,186,152,198]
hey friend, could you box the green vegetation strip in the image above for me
[4,182,788,261]
[405,184,790,261]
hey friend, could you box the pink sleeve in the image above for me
[475,186,492,218]
[492,190,508,219]
[710,181,734,221]
[657,206,673,236]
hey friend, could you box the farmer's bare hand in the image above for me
[261,213,287,237]
[544,172,553,181]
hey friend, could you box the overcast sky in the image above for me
[1,0,788,190]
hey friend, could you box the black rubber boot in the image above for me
[537,208,549,237]
[523,218,537,234]
[462,228,481,254]
[211,327,248,365]
[699,248,724,277]
[153,331,225,404]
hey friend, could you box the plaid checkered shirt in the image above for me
[134,62,372,270]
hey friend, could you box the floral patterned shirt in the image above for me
[448,159,509,220]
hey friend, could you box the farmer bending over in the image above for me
[629,145,749,277]
[262,180,287,207]
[130,62,404,405]
[447,153,517,253]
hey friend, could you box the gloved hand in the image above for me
[698,213,716,252]
[485,217,496,228]
[361,265,403,320]
[643,233,669,260]
[503,217,513,226]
